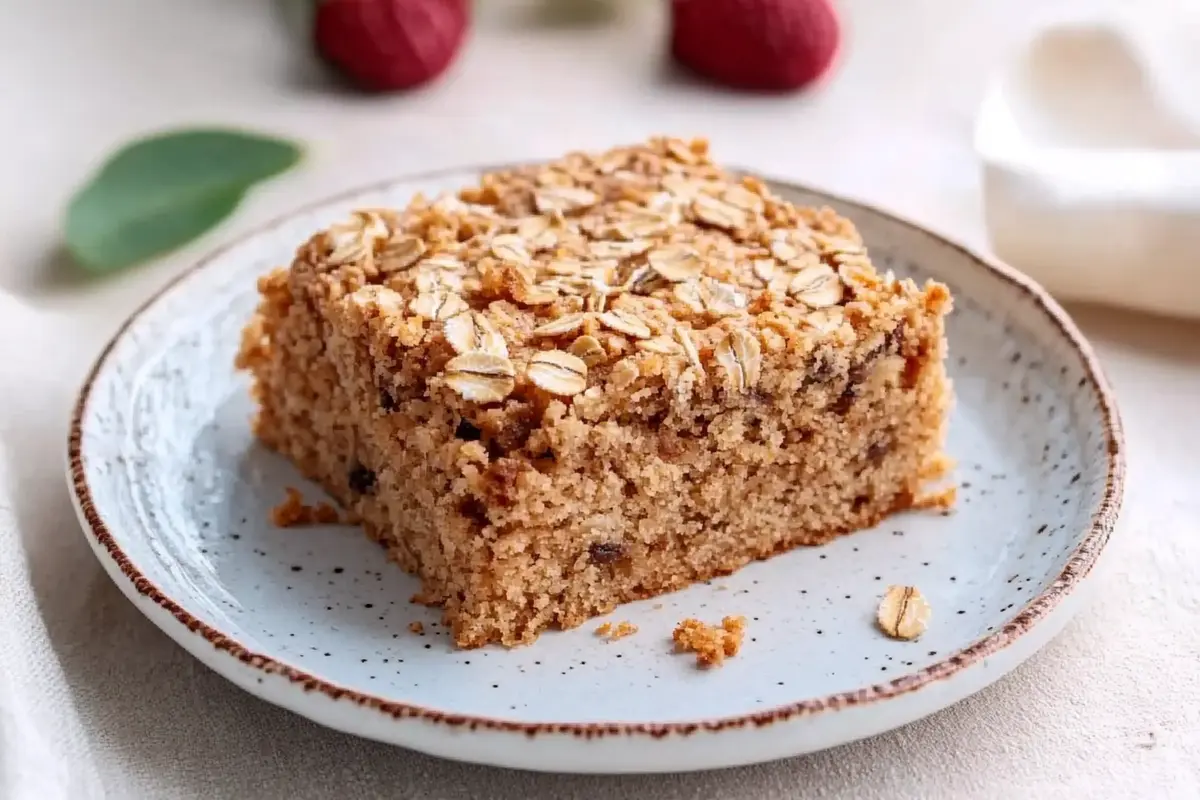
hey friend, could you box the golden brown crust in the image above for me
[238,137,955,649]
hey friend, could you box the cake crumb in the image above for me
[409,621,425,635]
[919,452,957,480]
[410,590,439,606]
[595,621,638,641]
[652,604,664,610]
[270,487,341,527]
[672,615,746,667]
[912,485,957,512]
[612,621,638,640]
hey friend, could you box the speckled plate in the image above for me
[67,167,1124,774]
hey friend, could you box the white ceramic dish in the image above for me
[68,168,1124,774]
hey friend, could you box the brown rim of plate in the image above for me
[67,163,1126,739]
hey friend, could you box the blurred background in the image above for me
[0,0,1028,317]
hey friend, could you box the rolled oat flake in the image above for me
[443,352,516,403]
[877,584,932,640]
[527,350,588,396]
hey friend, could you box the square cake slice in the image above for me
[236,137,953,648]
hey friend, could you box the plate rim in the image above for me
[66,163,1126,739]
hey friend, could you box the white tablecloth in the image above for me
[1,1,1197,797]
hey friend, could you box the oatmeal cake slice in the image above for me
[236,137,953,648]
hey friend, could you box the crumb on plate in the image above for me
[270,487,341,527]
[595,621,638,640]
[672,615,746,667]
[911,485,957,512]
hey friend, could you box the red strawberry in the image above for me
[314,0,470,92]
[670,0,841,92]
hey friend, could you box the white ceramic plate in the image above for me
[68,168,1124,774]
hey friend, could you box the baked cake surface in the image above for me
[236,137,953,648]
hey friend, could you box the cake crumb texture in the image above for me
[595,621,638,640]
[912,485,957,511]
[270,487,341,527]
[673,615,746,667]
[237,135,954,649]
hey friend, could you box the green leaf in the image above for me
[65,128,303,272]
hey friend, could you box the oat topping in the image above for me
[412,254,466,288]
[513,279,559,306]
[415,269,462,294]
[516,214,556,246]
[751,258,776,286]
[489,233,532,266]
[541,258,581,277]
[673,277,745,317]
[674,326,704,376]
[665,138,701,164]
[379,234,426,272]
[411,289,468,321]
[569,334,606,365]
[608,207,675,239]
[876,585,932,640]
[769,240,798,263]
[527,350,589,396]
[636,336,682,355]
[303,137,914,406]
[443,352,516,402]
[715,329,761,392]
[534,185,599,214]
[722,184,765,213]
[647,243,704,283]
[533,313,590,338]
[789,264,843,308]
[692,193,747,231]
[589,239,652,260]
[326,210,389,266]
[411,254,468,294]
[803,307,845,334]
[443,311,508,357]
[598,308,652,339]
[346,284,406,315]
[419,254,466,272]
[609,358,640,389]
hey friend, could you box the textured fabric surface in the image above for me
[1,1,1198,797]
